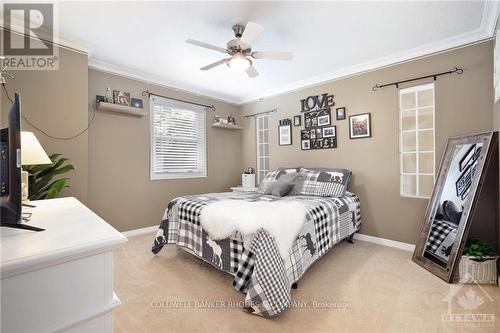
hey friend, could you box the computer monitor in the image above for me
[1,93,44,231]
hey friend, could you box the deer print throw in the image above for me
[200,200,307,259]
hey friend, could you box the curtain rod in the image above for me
[141,90,216,111]
[372,67,463,91]
[244,108,277,118]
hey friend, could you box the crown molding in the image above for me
[481,0,500,36]
[58,2,500,105]
[0,8,90,55]
[89,25,497,106]
[88,58,241,105]
[238,28,493,104]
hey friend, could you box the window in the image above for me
[150,95,206,180]
[256,114,269,183]
[399,83,435,198]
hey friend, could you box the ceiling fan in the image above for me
[186,22,293,78]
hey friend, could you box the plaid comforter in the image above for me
[424,219,458,263]
[151,191,361,318]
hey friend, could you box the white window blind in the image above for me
[399,83,435,198]
[256,114,269,183]
[150,95,206,180]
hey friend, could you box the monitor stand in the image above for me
[0,223,44,232]
[1,206,45,231]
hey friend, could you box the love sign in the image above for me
[300,93,335,112]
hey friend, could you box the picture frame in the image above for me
[317,114,330,126]
[336,107,346,120]
[322,126,336,138]
[301,140,310,150]
[458,144,481,171]
[304,108,330,129]
[279,123,292,146]
[293,115,302,126]
[131,98,143,109]
[301,129,310,140]
[113,90,131,106]
[349,113,371,139]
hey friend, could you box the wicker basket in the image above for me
[459,255,498,284]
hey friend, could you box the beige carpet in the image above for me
[113,233,500,333]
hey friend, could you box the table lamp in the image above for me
[21,131,51,201]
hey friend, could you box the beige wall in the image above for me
[0,46,89,203]
[240,41,494,244]
[2,34,494,243]
[88,70,242,231]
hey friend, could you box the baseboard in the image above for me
[353,233,416,252]
[122,225,159,237]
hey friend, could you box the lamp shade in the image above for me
[21,131,51,165]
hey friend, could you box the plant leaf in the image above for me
[46,179,68,199]
[29,173,53,196]
[51,164,75,176]
[26,153,74,200]
[37,158,69,178]
[38,178,70,194]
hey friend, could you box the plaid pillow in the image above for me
[258,170,280,193]
[294,168,351,197]
[258,167,300,193]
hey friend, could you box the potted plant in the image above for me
[25,153,74,200]
[459,238,498,284]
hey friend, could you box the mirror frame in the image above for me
[412,131,498,282]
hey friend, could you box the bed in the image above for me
[151,189,361,317]
[424,200,461,265]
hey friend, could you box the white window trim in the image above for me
[256,114,269,184]
[149,96,207,180]
[399,83,436,199]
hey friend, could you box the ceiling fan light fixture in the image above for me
[228,55,251,71]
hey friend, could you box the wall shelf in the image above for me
[212,122,242,130]
[96,101,146,117]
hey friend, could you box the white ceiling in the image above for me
[56,1,499,104]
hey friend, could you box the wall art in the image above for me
[300,93,335,112]
[349,113,371,139]
[279,118,292,146]
[336,107,346,120]
[293,115,302,126]
[301,126,337,150]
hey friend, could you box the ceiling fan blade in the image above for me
[200,58,228,71]
[186,39,228,53]
[252,51,293,60]
[246,65,259,78]
[240,22,263,46]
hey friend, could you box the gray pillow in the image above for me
[277,173,298,183]
[443,200,462,225]
[258,167,300,193]
[264,180,294,197]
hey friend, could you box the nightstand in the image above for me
[231,186,258,192]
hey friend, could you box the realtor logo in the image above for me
[1,3,58,70]
[442,273,495,328]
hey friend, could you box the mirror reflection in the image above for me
[423,142,483,267]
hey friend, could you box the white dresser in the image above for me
[0,197,127,333]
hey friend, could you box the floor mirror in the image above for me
[412,132,499,282]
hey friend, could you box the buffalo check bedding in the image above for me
[424,219,458,263]
[151,191,361,318]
